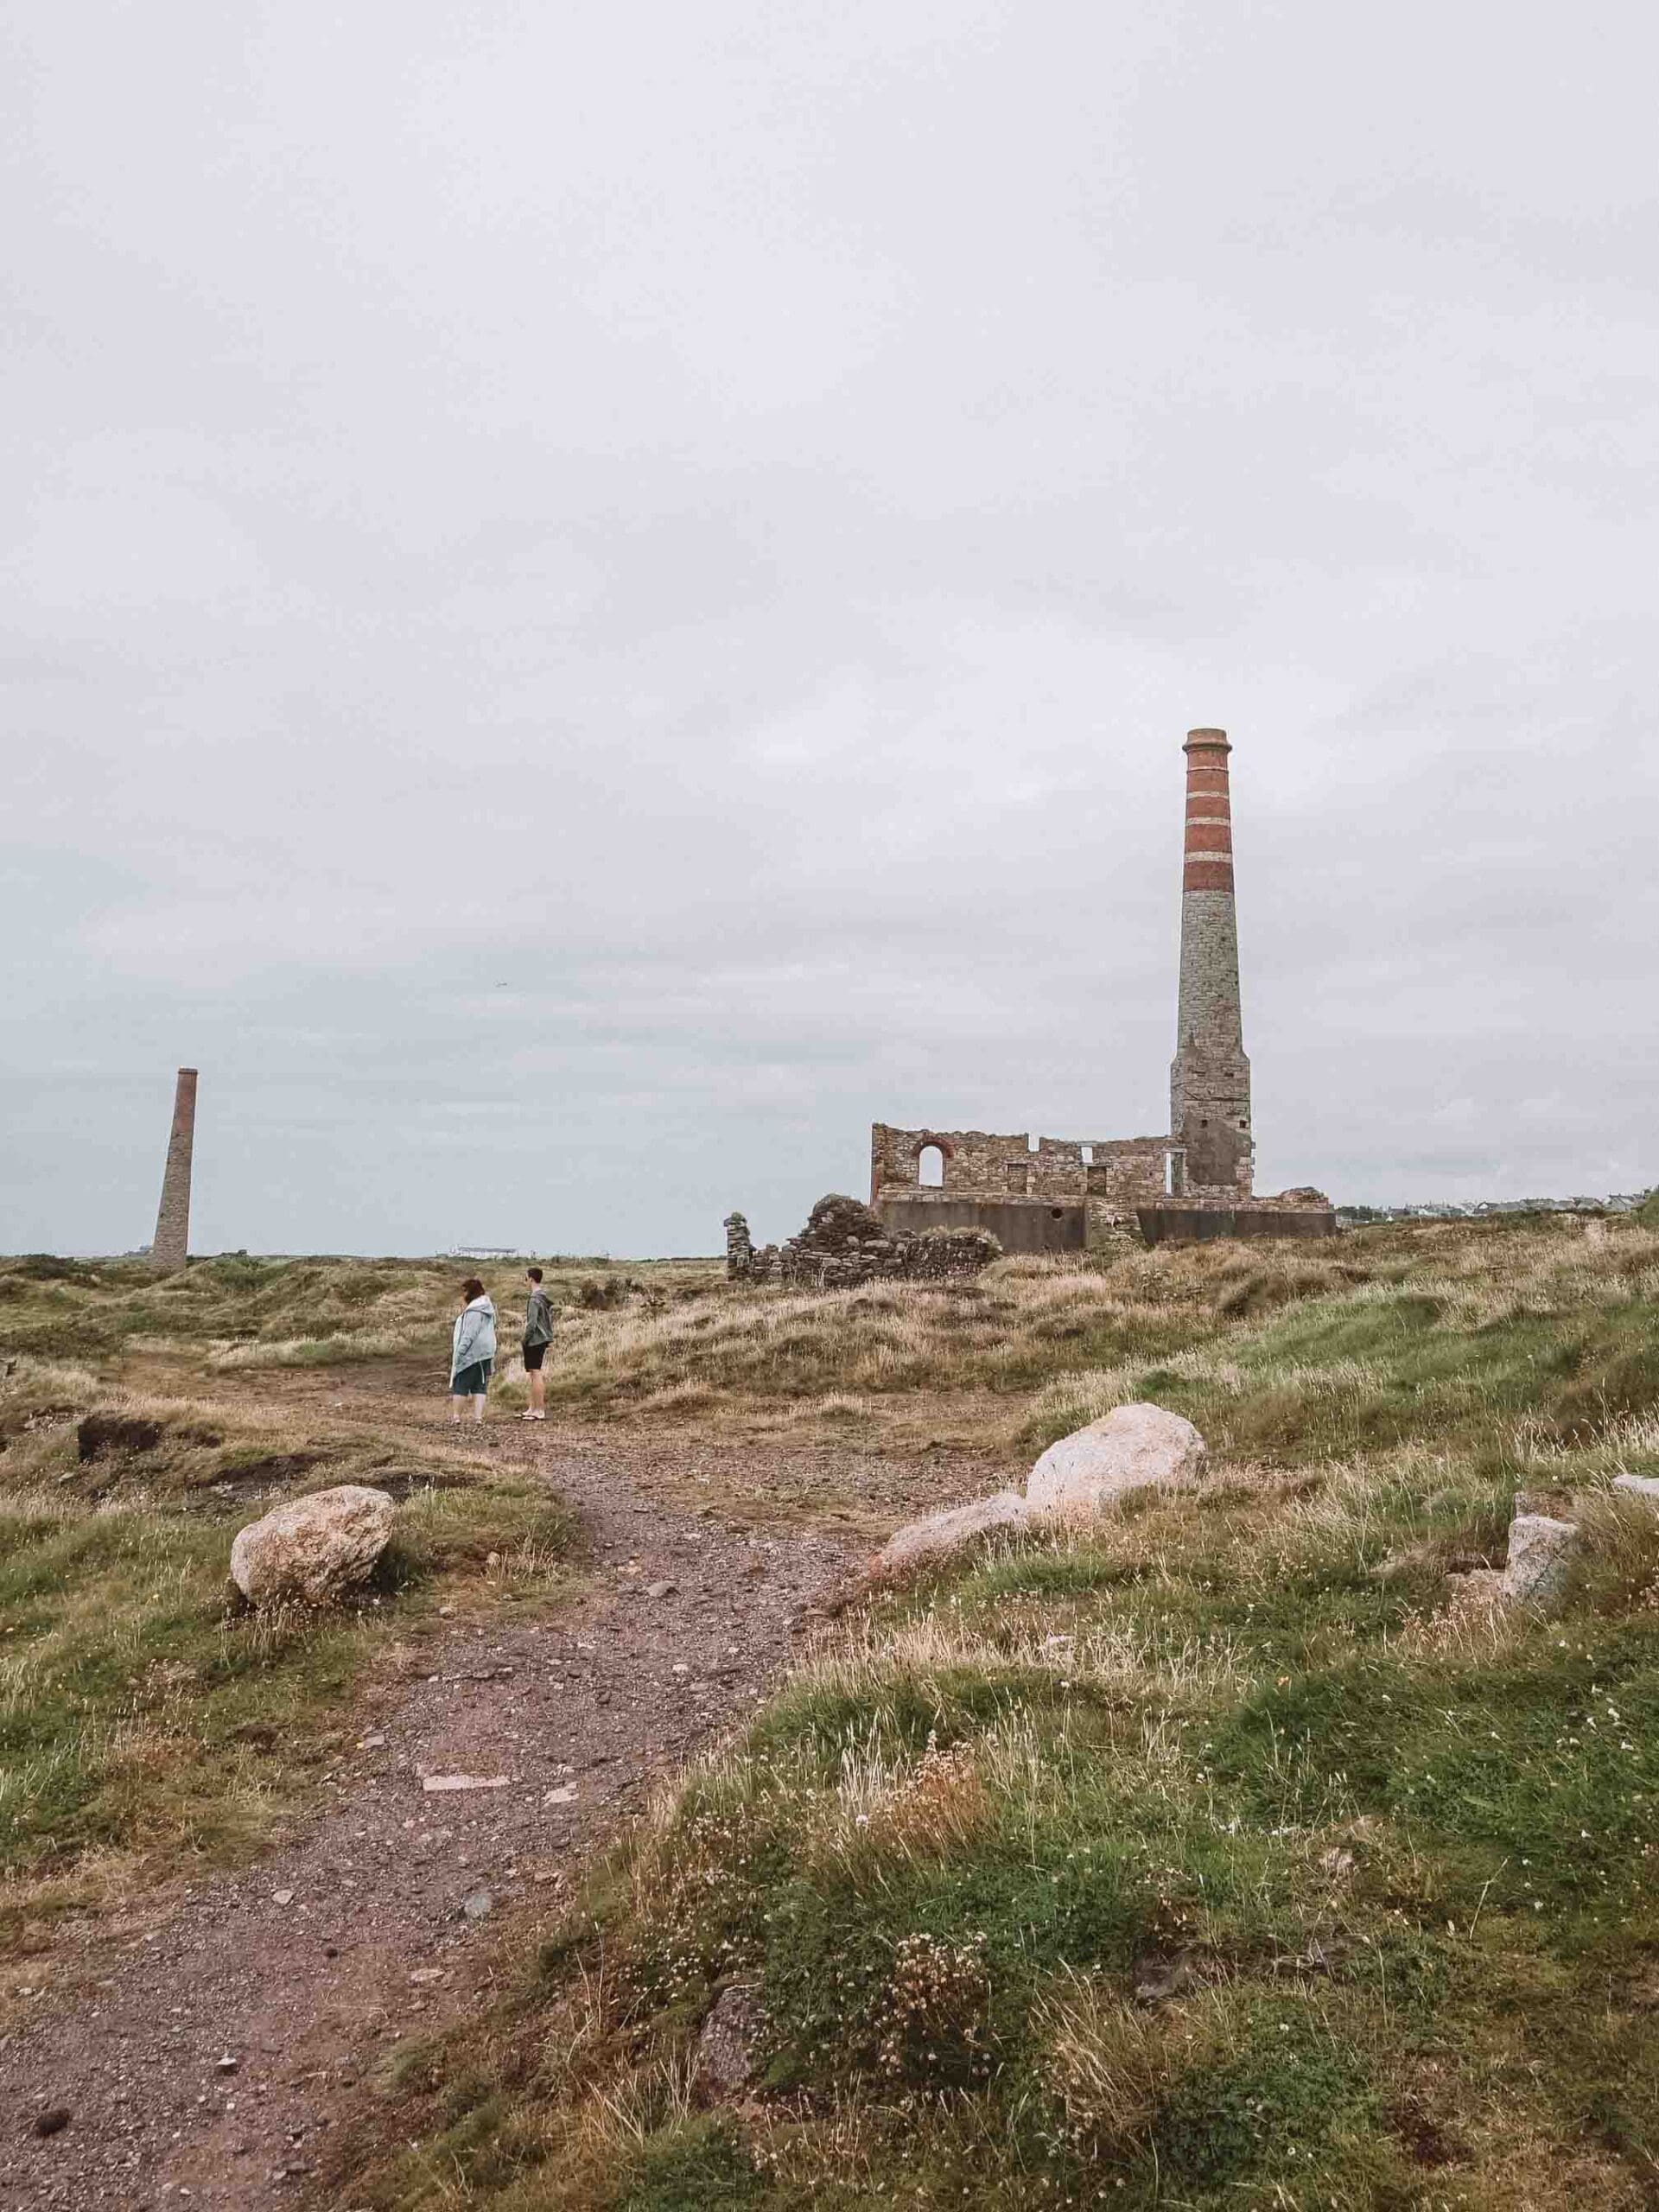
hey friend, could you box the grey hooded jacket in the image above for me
[450,1294,497,1380]
[523,1286,554,1349]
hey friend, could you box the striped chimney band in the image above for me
[1182,728,1233,892]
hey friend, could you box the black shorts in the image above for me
[522,1342,547,1371]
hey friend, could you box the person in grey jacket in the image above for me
[520,1266,554,1422]
[449,1278,496,1424]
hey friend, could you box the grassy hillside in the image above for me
[302,1213,1659,2210]
[0,1250,715,1374]
[7,1220,1656,1462]
[524,1217,1659,1462]
[8,1217,1659,2202]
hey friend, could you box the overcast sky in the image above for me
[4,1,1656,1257]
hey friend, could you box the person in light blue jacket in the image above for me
[448,1277,496,1424]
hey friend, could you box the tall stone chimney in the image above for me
[151,1067,198,1270]
[1170,731,1253,1196]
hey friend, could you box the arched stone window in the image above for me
[918,1144,945,1188]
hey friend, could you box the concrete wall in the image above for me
[876,1195,1086,1255]
[1138,1205,1338,1246]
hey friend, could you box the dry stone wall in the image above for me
[725,1195,1000,1289]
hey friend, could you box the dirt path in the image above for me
[1,1427,861,2210]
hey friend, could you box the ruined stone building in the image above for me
[872,731,1335,1251]
[868,1125,1170,1256]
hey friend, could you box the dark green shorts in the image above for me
[451,1358,493,1396]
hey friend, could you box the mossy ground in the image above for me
[299,1213,1659,2209]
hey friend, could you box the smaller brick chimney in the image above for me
[151,1067,198,1271]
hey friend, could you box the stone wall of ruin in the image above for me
[871,1122,1168,1217]
[725,1199,999,1289]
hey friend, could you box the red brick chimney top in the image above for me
[1182,728,1234,891]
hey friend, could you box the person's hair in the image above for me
[527,1266,543,1283]
[461,1277,486,1302]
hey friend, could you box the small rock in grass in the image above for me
[271,1890,295,1906]
[32,2107,72,2138]
[1446,1567,1507,1620]
[1132,1951,1196,2005]
[461,1891,493,1921]
[645,1580,676,1599]
[1511,1490,1562,1517]
[422,1774,509,1793]
[874,1491,1027,1578]
[216,2056,238,2075]
[1503,1514,1579,1611]
[1613,1474,1659,1504]
[695,1984,763,2099]
[1026,1403,1206,1525]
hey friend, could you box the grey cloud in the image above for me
[4,2,1656,1255]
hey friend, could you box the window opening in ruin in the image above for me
[1006,1163,1027,1194]
[1080,1144,1094,1165]
[1050,1207,1064,1219]
[918,1144,944,1188]
[1027,1133,1039,1152]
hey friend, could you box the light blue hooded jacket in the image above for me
[450,1293,497,1381]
